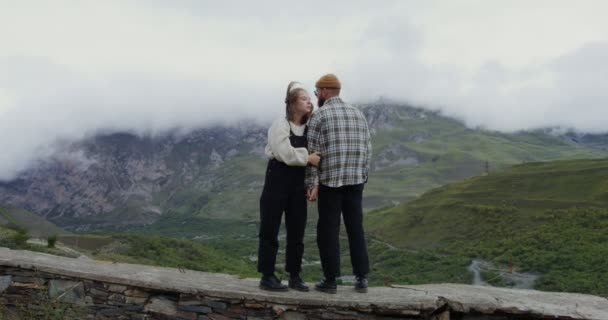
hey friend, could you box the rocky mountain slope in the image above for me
[1,103,607,231]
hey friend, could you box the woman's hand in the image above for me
[307,185,319,201]
[308,152,321,167]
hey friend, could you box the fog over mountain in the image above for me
[1,0,608,180]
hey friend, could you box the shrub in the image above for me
[47,235,58,248]
[12,229,29,246]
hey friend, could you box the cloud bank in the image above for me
[1,0,608,180]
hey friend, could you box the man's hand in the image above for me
[306,185,319,202]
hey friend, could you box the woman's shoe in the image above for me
[259,274,288,292]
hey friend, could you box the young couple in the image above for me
[257,74,372,294]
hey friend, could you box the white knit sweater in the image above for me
[264,117,308,166]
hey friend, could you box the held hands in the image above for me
[306,151,320,201]
[307,152,321,167]
[306,185,319,202]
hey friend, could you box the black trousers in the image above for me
[257,160,307,275]
[317,183,369,279]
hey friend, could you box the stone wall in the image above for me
[1,265,435,319]
[1,265,412,320]
[2,248,608,320]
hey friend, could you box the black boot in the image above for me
[354,276,368,293]
[288,274,309,292]
[314,278,337,294]
[259,274,288,292]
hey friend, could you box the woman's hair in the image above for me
[285,82,313,124]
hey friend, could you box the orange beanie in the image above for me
[315,73,341,89]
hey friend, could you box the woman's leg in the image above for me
[257,168,288,275]
[284,187,307,274]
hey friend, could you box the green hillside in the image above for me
[151,154,267,221]
[366,158,608,295]
[363,106,608,207]
[0,207,74,258]
[0,205,65,237]
[59,234,258,277]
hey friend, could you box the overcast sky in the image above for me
[1,0,608,180]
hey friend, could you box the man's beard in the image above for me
[317,97,326,107]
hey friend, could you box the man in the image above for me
[306,73,372,294]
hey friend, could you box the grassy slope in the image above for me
[365,110,608,206]
[0,205,65,237]
[0,224,15,242]
[366,158,608,294]
[148,153,267,221]
[0,211,74,257]
[0,229,258,278]
[129,220,472,286]
[60,234,258,277]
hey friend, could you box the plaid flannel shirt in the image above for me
[305,97,372,188]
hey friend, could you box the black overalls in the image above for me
[257,127,308,276]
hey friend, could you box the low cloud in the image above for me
[1,1,608,180]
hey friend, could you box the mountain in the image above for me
[1,102,607,231]
[365,158,608,295]
[0,124,268,230]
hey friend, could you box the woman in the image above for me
[257,81,320,292]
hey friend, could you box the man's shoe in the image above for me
[259,274,288,292]
[354,276,368,293]
[288,275,310,292]
[314,278,337,294]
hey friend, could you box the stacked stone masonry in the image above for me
[2,248,608,319]
[0,266,424,319]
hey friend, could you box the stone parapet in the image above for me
[1,248,607,319]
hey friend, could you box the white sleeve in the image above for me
[267,118,309,166]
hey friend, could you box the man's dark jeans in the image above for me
[317,183,369,279]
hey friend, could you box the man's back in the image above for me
[309,74,371,293]
[306,96,372,188]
